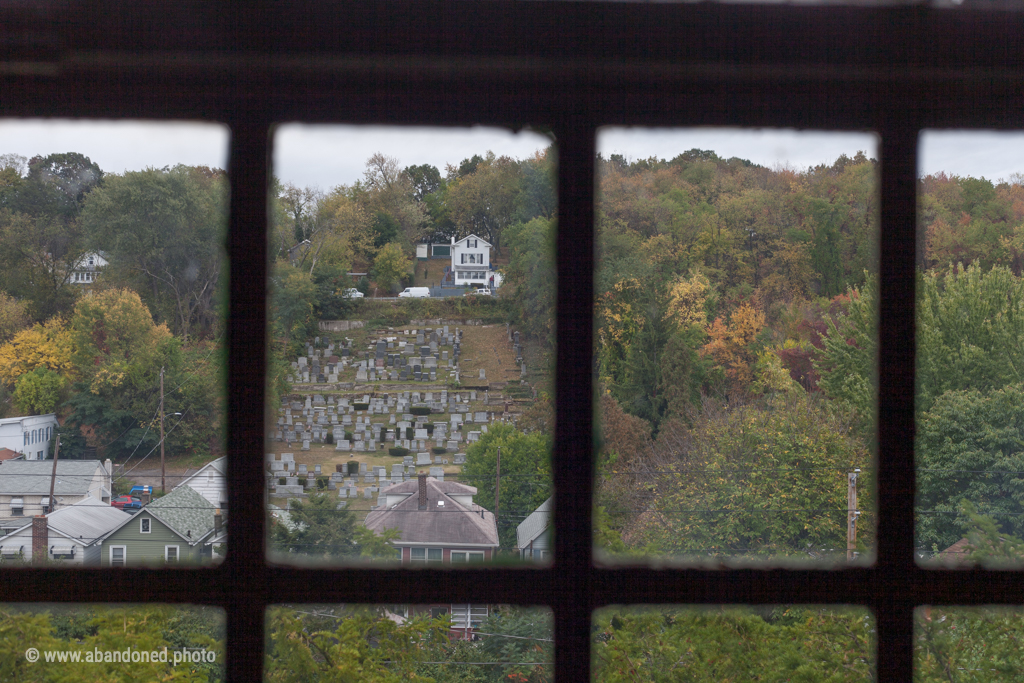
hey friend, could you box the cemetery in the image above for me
[266,321,539,519]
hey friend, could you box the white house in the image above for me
[0,459,114,524]
[516,496,551,561]
[173,456,226,510]
[0,495,130,565]
[0,414,59,461]
[450,235,493,287]
[69,251,108,285]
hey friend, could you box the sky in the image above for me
[3,119,1024,185]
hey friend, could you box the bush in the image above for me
[389,447,410,457]
[353,402,370,411]
[278,477,286,486]
[316,475,327,489]
[325,432,334,444]
[405,427,413,440]
[345,431,353,441]
[425,424,434,435]
[347,460,359,475]
[432,447,447,455]
[410,405,431,416]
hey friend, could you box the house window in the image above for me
[165,546,179,563]
[50,546,75,560]
[110,546,125,566]
[140,518,151,533]
[468,239,477,248]
[410,547,442,564]
[450,551,484,563]
[10,499,23,517]
[450,604,488,629]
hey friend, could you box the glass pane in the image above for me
[0,120,229,567]
[266,604,553,679]
[916,131,1024,568]
[916,606,1024,679]
[593,605,874,680]
[267,125,556,566]
[594,128,879,567]
[2,604,224,678]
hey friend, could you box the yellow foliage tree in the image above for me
[702,301,766,390]
[665,271,710,329]
[0,317,74,386]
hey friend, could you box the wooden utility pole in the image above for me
[847,468,860,561]
[47,434,60,513]
[160,366,165,495]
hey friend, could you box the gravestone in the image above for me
[416,452,432,465]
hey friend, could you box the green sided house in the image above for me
[99,485,221,566]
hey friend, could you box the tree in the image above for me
[0,317,75,387]
[62,289,180,460]
[916,383,1024,552]
[814,279,877,430]
[0,208,83,321]
[0,292,30,343]
[702,300,766,394]
[625,394,871,561]
[361,153,426,246]
[503,217,555,342]
[370,242,410,294]
[13,367,66,414]
[270,491,359,561]
[447,152,522,257]
[80,165,227,342]
[265,606,446,683]
[462,423,552,549]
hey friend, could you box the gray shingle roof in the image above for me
[364,477,498,547]
[146,484,216,545]
[516,497,551,550]
[0,460,106,496]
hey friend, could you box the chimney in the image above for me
[418,473,427,510]
[214,509,222,534]
[32,516,47,565]
[105,458,113,495]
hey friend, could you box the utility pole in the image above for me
[847,468,860,561]
[47,434,60,514]
[160,366,165,495]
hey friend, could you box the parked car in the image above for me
[465,288,491,296]
[129,485,152,496]
[341,288,364,298]
[398,287,431,298]
[111,496,142,510]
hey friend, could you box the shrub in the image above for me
[410,405,431,416]
[345,431,353,441]
[432,447,447,455]
[316,475,327,489]
[278,477,286,486]
[347,460,359,475]
[425,424,434,435]
[325,432,334,444]
[405,427,413,440]
[353,402,370,411]
[389,447,410,457]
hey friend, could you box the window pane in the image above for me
[916,131,1024,568]
[0,120,229,568]
[2,604,224,678]
[266,604,552,679]
[916,606,1024,678]
[266,125,556,567]
[594,128,879,567]
[593,605,874,680]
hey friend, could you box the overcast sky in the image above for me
[3,119,1024,186]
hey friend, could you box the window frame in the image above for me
[140,518,151,534]
[2,3,1024,682]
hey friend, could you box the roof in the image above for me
[0,460,106,496]
[363,477,498,548]
[0,448,22,461]
[46,496,131,545]
[174,456,226,492]
[144,485,217,545]
[452,234,492,248]
[516,496,552,550]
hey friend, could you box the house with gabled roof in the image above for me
[0,495,131,565]
[174,456,226,510]
[364,474,498,636]
[0,459,113,532]
[449,234,493,288]
[516,496,552,561]
[99,484,221,566]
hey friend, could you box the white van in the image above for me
[398,287,431,298]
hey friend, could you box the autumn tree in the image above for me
[370,242,410,294]
[80,165,227,342]
[447,152,522,257]
[360,153,426,246]
[0,316,75,387]
[702,301,766,394]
